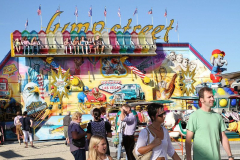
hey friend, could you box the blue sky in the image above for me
[1,0,239,73]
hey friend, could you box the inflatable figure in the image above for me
[210,49,228,84]
[87,87,106,102]
[48,86,62,115]
[228,121,240,135]
[164,112,187,138]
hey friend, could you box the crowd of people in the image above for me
[64,35,105,55]
[13,35,105,55]
[12,87,234,160]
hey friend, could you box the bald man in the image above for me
[63,111,72,145]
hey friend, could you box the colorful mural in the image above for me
[0,43,217,119]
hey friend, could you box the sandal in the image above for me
[24,146,28,148]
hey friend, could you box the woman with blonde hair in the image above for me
[88,135,113,160]
[68,111,87,160]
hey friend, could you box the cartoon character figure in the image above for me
[49,86,62,115]
[87,87,106,103]
[77,86,89,103]
[210,49,228,84]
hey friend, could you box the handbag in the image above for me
[72,137,85,148]
[132,127,156,160]
[70,123,86,148]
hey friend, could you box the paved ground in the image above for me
[0,139,240,160]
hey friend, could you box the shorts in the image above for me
[64,126,68,138]
[16,125,23,135]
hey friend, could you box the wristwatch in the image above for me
[228,155,234,159]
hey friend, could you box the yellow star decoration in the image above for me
[51,66,71,103]
[179,66,196,96]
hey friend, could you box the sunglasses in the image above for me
[157,112,166,117]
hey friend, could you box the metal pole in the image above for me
[40,15,42,30]
[137,14,138,25]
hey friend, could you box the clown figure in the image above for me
[210,49,228,85]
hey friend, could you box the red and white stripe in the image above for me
[128,66,146,79]
[37,74,45,99]
[52,65,74,81]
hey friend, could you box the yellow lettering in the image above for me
[133,25,141,32]
[152,25,165,40]
[70,23,78,33]
[77,23,90,33]
[123,19,132,33]
[92,21,105,34]
[139,25,153,35]
[111,24,121,33]
[164,19,174,42]
[46,12,63,34]
[61,23,70,33]
[53,23,60,34]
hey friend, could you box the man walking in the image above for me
[186,87,233,160]
[120,104,137,160]
[63,111,72,145]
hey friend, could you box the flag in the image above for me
[148,8,152,14]
[175,22,178,32]
[37,5,41,16]
[118,7,121,17]
[88,6,92,17]
[25,19,28,30]
[104,7,107,17]
[133,8,138,16]
[56,6,60,13]
[124,60,146,79]
[164,9,167,17]
[74,6,78,17]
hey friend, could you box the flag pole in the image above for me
[76,16,77,24]
[41,15,42,30]
[152,14,153,25]
[166,17,167,26]
[91,17,92,29]
[105,17,106,26]
[120,17,121,25]
[137,13,138,25]
[178,31,179,43]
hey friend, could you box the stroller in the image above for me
[0,125,4,145]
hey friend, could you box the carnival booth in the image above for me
[1,11,240,140]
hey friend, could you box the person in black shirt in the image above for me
[87,108,112,155]
[63,111,72,145]
[19,111,34,148]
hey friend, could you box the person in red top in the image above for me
[137,107,144,123]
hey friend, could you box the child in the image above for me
[22,37,30,54]
[94,35,105,54]
[73,37,79,54]
[88,135,113,160]
[31,37,39,54]
[79,36,88,54]
[63,38,72,54]
[14,38,21,53]
[88,38,96,54]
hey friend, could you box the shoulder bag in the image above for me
[132,127,156,160]
[71,123,86,148]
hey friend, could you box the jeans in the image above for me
[117,133,128,160]
[71,149,86,160]
[32,45,39,54]
[23,46,30,54]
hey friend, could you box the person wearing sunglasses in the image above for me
[135,103,181,160]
